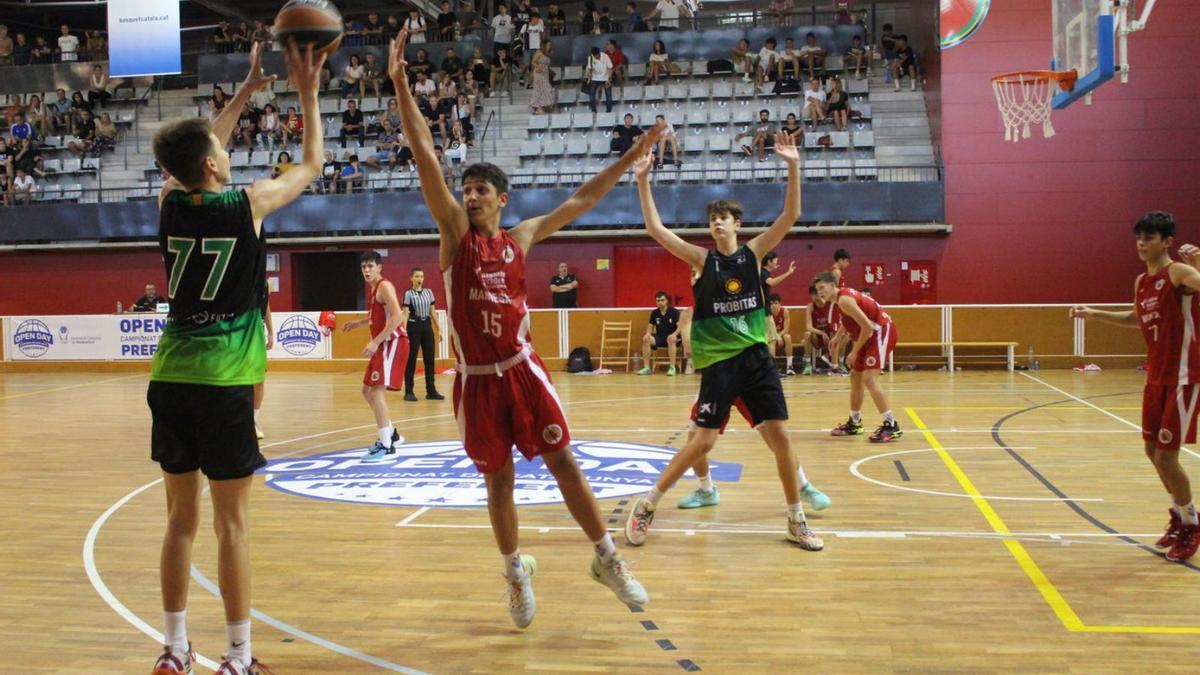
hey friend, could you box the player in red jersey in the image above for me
[341,251,408,462]
[389,30,663,628]
[815,272,901,442]
[767,293,795,375]
[824,248,852,372]
[1070,212,1200,562]
[803,285,833,375]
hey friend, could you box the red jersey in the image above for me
[1137,263,1200,386]
[810,301,830,331]
[772,307,787,333]
[444,227,531,365]
[830,288,890,340]
[367,278,404,341]
[829,263,846,288]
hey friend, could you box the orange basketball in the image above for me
[273,0,343,54]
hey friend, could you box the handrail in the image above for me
[476,109,496,163]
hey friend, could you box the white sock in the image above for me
[883,410,895,425]
[788,502,806,520]
[504,549,527,580]
[850,410,861,423]
[646,486,664,507]
[786,356,794,367]
[1181,502,1199,526]
[592,533,617,560]
[378,425,394,447]
[796,465,809,488]
[698,474,714,491]
[225,620,251,666]
[163,610,188,653]
[253,408,260,423]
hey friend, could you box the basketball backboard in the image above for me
[1051,0,1116,108]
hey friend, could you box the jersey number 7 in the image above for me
[167,236,237,301]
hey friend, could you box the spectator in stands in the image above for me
[10,137,42,180]
[649,0,692,31]
[384,14,402,41]
[626,2,648,32]
[342,54,365,99]
[586,45,614,113]
[88,64,112,109]
[131,284,166,312]
[69,92,91,135]
[434,144,456,187]
[735,109,775,161]
[469,47,490,95]
[802,77,827,130]
[234,101,258,148]
[270,150,294,179]
[529,42,557,114]
[0,25,12,65]
[461,71,480,110]
[31,35,52,64]
[404,8,428,44]
[419,93,448,141]
[441,48,465,85]
[489,46,514,97]
[550,262,579,308]
[580,1,601,35]
[0,137,10,179]
[232,21,251,52]
[409,48,434,83]
[57,24,79,62]
[213,21,233,53]
[755,37,779,91]
[768,0,795,27]
[638,291,682,375]
[452,93,475,144]
[513,0,532,34]
[258,103,282,151]
[826,77,849,131]
[437,72,458,109]
[460,2,482,35]
[611,113,643,154]
[777,37,801,81]
[362,120,397,170]
[413,71,437,99]
[519,11,547,85]
[653,114,680,168]
[282,106,304,147]
[250,20,270,46]
[730,38,753,83]
[0,172,10,206]
[602,40,627,88]
[93,111,117,154]
[781,112,803,143]
[26,95,48,139]
[362,52,384,100]
[393,128,415,172]
[340,99,366,148]
[383,98,402,131]
[363,12,385,45]
[891,35,919,91]
[646,39,671,85]
[343,17,362,48]
[846,34,867,80]
[798,32,826,80]
[209,86,229,119]
[546,3,567,35]
[48,89,72,134]
[3,93,23,127]
[339,153,364,193]
[9,112,35,146]
[12,32,30,66]
[320,149,340,192]
[445,119,470,164]
[880,24,898,82]
[436,2,458,41]
[492,3,515,54]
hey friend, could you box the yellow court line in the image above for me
[906,407,1200,635]
[0,373,145,401]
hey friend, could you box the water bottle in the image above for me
[632,354,642,371]
[116,301,123,314]
[1033,359,1040,371]
[1026,347,1035,370]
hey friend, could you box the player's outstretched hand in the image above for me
[243,41,278,94]
[774,130,800,165]
[633,151,654,181]
[1179,243,1200,266]
[1068,305,1093,320]
[787,260,797,274]
[388,31,410,84]
[285,40,328,98]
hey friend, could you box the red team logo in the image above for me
[543,424,564,445]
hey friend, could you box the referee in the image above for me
[403,267,445,401]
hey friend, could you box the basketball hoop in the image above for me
[991,70,1077,142]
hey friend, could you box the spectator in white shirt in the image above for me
[652,114,680,168]
[802,78,827,129]
[518,12,546,84]
[586,46,613,113]
[646,0,691,31]
[12,168,34,205]
[777,37,801,81]
[646,40,670,85]
[798,32,827,80]
[404,9,428,44]
[57,24,79,62]
[755,38,778,90]
[491,4,515,53]
[413,71,437,98]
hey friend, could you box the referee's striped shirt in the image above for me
[404,288,435,320]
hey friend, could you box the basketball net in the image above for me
[991,70,1076,143]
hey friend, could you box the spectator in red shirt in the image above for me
[605,40,626,88]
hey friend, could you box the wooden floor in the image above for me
[3,367,1199,673]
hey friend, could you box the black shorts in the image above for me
[148,381,266,480]
[652,333,680,349]
[694,343,788,429]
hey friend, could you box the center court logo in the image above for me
[277,315,322,356]
[258,440,743,507]
[13,319,54,358]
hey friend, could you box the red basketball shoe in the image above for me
[151,644,194,674]
[1166,524,1200,562]
[1156,509,1182,549]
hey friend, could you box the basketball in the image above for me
[273,0,343,54]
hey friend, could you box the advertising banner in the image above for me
[107,0,182,77]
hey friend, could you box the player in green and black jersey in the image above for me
[147,42,328,675]
[623,130,826,553]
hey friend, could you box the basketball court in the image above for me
[0,367,1196,671]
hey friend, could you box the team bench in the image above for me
[888,341,1020,372]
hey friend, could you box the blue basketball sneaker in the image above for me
[800,483,831,511]
[362,430,403,462]
[677,487,720,509]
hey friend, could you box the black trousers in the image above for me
[404,317,437,394]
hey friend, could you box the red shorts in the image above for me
[363,335,409,391]
[453,351,570,473]
[852,321,897,372]
[690,397,755,435]
[1142,383,1200,451]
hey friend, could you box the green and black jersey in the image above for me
[151,189,267,386]
[690,245,768,370]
